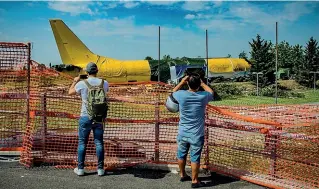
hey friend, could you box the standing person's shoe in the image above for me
[180,175,192,182]
[74,167,85,176]
[191,181,206,188]
[97,169,105,176]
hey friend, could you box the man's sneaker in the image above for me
[97,169,105,176]
[74,167,85,176]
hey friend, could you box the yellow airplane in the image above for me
[49,19,250,83]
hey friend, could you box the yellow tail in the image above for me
[49,19,151,82]
[49,19,99,68]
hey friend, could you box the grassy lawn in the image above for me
[210,80,318,106]
[210,90,319,106]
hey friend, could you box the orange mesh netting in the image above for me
[1,42,318,189]
[0,42,30,152]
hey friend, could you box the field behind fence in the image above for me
[0,42,318,189]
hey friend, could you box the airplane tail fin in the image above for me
[49,19,97,68]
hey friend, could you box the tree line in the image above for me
[247,35,318,88]
[145,35,319,88]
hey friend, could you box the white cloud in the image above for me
[188,2,317,32]
[143,1,179,6]
[123,2,140,9]
[68,16,206,59]
[48,1,96,16]
[229,2,317,28]
[280,2,317,22]
[73,16,191,39]
[185,13,213,20]
[97,1,141,9]
[181,1,211,12]
[194,19,238,31]
[184,14,195,20]
[103,2,118,9]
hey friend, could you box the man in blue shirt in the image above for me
[172,74,213,188]
[68,62,109,176]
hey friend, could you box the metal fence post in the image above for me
[155,104,160,162]
[204,112,210,169]
[41,93,47,159]
[252,72,263,96]
[310,71,319,90]
[206,29,209,85]
[26,42,31,124]
[154,26,161,162]
[275,22,278,104]
[265,127,281,179]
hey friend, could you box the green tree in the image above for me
[249,34,275,87]
[238,51,247,59]
[181,56,188,61]
[227,54,231,58]
[295,37,318,87]
[277,41,294,70]
[162,54,176,67]
[145,56,153,60]
[52,64,65,72]
[66,64,75,71]
[291,44,305,76]
[162,55,172,61]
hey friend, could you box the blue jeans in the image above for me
[177,135,204,164]
[77,116,104,169]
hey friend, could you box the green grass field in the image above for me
[210,90,319,106]
[210,80,318,106]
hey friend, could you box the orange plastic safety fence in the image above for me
[1,42,318,189]
[205,104,319,189]
[0,42,30,152]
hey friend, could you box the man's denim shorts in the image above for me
[177,135,204,164]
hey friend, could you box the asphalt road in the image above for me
[0,161,266,189]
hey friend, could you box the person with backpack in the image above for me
[172,74,213,188]
[68,62,109,176]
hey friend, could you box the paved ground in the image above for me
[0,161,266,189]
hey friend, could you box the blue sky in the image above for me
[0,0,318,66]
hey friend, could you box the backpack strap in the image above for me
[83,79,93,89]
[99,79,104,88]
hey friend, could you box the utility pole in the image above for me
[206,29,209,85]
[154,26,161,162]
[252,72,263,96]
[275,21,278,104]
[310,71,319,90]
[158,26,160,83]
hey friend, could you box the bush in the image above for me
[233,75,251,82]
[256,84,305,98]
[210,83,244,100]
[211,76,225,83]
